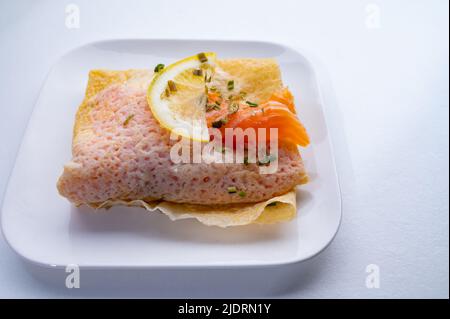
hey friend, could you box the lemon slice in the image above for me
[147,53,216,142]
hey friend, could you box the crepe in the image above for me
[57,58,308,227]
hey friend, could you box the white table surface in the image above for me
[0,0,448,298]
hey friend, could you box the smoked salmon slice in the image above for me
[206,88,310,147]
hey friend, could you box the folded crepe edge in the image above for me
[89,189,299,228]
[68,63,306,227]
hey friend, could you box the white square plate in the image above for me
[1,39,341,269]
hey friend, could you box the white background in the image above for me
[0,0,448,298]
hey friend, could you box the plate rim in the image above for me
[0,37,342,270]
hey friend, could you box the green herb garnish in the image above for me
[206,104,221,112]
[193,69,203,76]
[123,114,134,126]
[246,101,258,107]
[154,64,165,73]
[227,187,246,197]
[197,52,208,63]
[212,117,228,128]
[258,154,277,165]
[212,120,222,128]
[227,186,237,193]
[227,80,234,91]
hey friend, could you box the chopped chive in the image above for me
[239,91,247,98]
[246,101,258,107]
[227,80,234,91]
[168,80,177,92]
[238,191,246,197]
[206,104,221,112]
[197,52,208,63]
[228,103,239,114]
[215,100,221,106]
[267,202,277,207]
[212,120,223,128]
[210,86,217,92]
[193,69,203,76]
[154,63,165,73]
[227,186,237,193]
[212,117,228,128]
[258,154,277,165]
[123,114,134,126]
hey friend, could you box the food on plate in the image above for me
[57,53,310,227]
